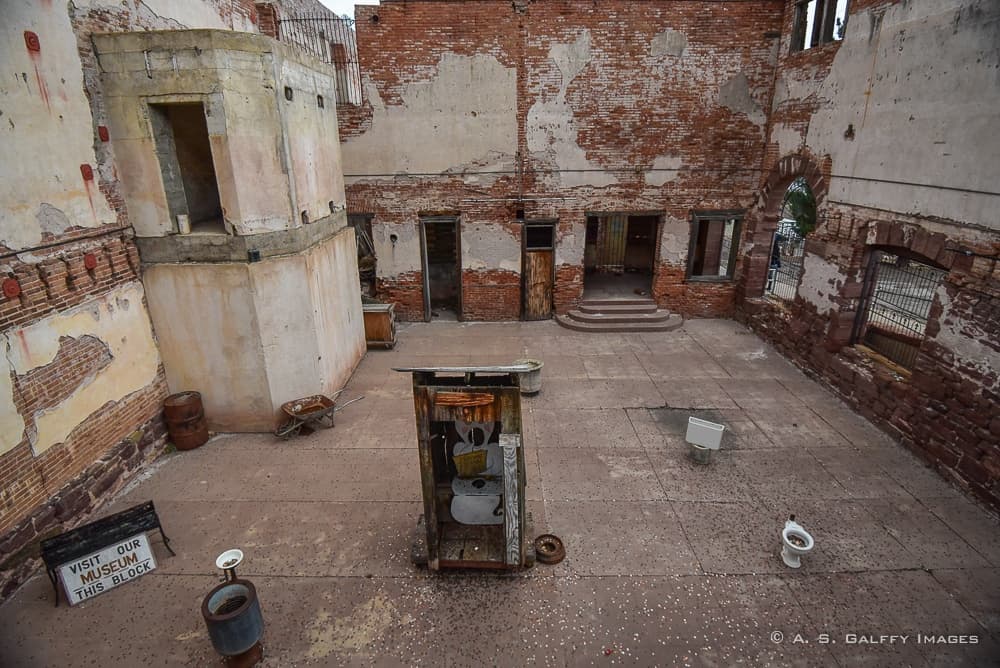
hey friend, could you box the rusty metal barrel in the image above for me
[163,391,209,451]
[202,579,264,659]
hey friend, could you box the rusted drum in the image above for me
[202,579,264,658]
[164,391,209,451]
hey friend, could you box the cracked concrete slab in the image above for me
[1,319,997,666]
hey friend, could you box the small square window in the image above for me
[687,213,741,281]
[524,224,554,250]
[791,0,849,53]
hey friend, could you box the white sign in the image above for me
[58,533,157,605]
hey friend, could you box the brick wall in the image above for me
[731,0,1000,511]
[738,203,1000,511]
[339,0,784,320]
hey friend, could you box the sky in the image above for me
[318,0,379,19]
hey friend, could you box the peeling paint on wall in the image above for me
[374,222,422,277]
[797,252,845,312]
[650,28,688,58]
[35,203,72,237]
[462,223,520,272]
[805,0,1000,229]
[658,217,691,265]
[342,53,517,179]
[933,285,1000,389]
[1,0,117,250]
[4,282,159,454]
[554,228,584,267]
[645,155,683,187]
[527,31,618,188]
[718,73,766,128]
[0,364,25,456]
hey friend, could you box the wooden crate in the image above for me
[362,303,396,349]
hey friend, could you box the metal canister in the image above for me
[163,391,209,450]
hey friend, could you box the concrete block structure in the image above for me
[0,0,362,598]
[94,29,364,432]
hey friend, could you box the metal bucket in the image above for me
[202,579,264,657]
[688,442,713,465]
[164,391,209,451]
[513,359,544,395]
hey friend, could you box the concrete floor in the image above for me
[2,319,999,667]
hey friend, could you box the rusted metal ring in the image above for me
[534,534,565,565]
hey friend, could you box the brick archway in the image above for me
[740,152,829,299]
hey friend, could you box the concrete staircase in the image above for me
[556,298,683,333]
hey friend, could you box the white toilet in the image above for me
[780,516,814,568]
[450,421,504,525]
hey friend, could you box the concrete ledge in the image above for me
[136,211,348,264]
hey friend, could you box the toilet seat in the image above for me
[451,494,503,525]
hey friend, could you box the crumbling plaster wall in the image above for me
[3,283,159,456]
[0,0,342,600]
[740,0,1000,510]
[96,30,346,237]
[808,0,999,229]
[143,226,363,432]
[1,0,117,251]
[341,52,518,179]
[340,0,784,319]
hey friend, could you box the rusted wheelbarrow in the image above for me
[274,390,364,439]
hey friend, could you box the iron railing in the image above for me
[857,252,946,369]
[766,219,805,301]
[276,15,362,105]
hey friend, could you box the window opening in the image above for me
[524,223,554,251]
[766,178,814,299]
[149,102,225,234]
[855,251,946,369]
[688,213,741,281]
[766,219,805,301]
[791,0,849,52]
[349,213,376,299]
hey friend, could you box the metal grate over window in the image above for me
[276,15,362,105]
[855,252,946,369]
[766,219,806,301]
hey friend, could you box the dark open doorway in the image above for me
[584,213,660,299]
[420,216,461,321]
[149,102,225,234]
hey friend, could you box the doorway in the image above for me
[584,213,660,299]
[149,102,225,234]
[420,216,461,321]
[522,221,555,320]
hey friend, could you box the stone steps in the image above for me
[577,300,658,315]
[557,299,683,333]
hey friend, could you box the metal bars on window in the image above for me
[276,15,362,105]
[766,219,805,301]
[856,252,946,369]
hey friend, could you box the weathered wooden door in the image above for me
[522,222,555,320]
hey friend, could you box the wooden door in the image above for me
[524,250,553,319]
[522,222,555,320]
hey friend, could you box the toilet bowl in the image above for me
[780,517,814,568]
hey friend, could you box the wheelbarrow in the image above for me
[274,390,364,439]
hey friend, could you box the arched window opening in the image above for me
[853,250,947,369]
[765,178,813,300]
